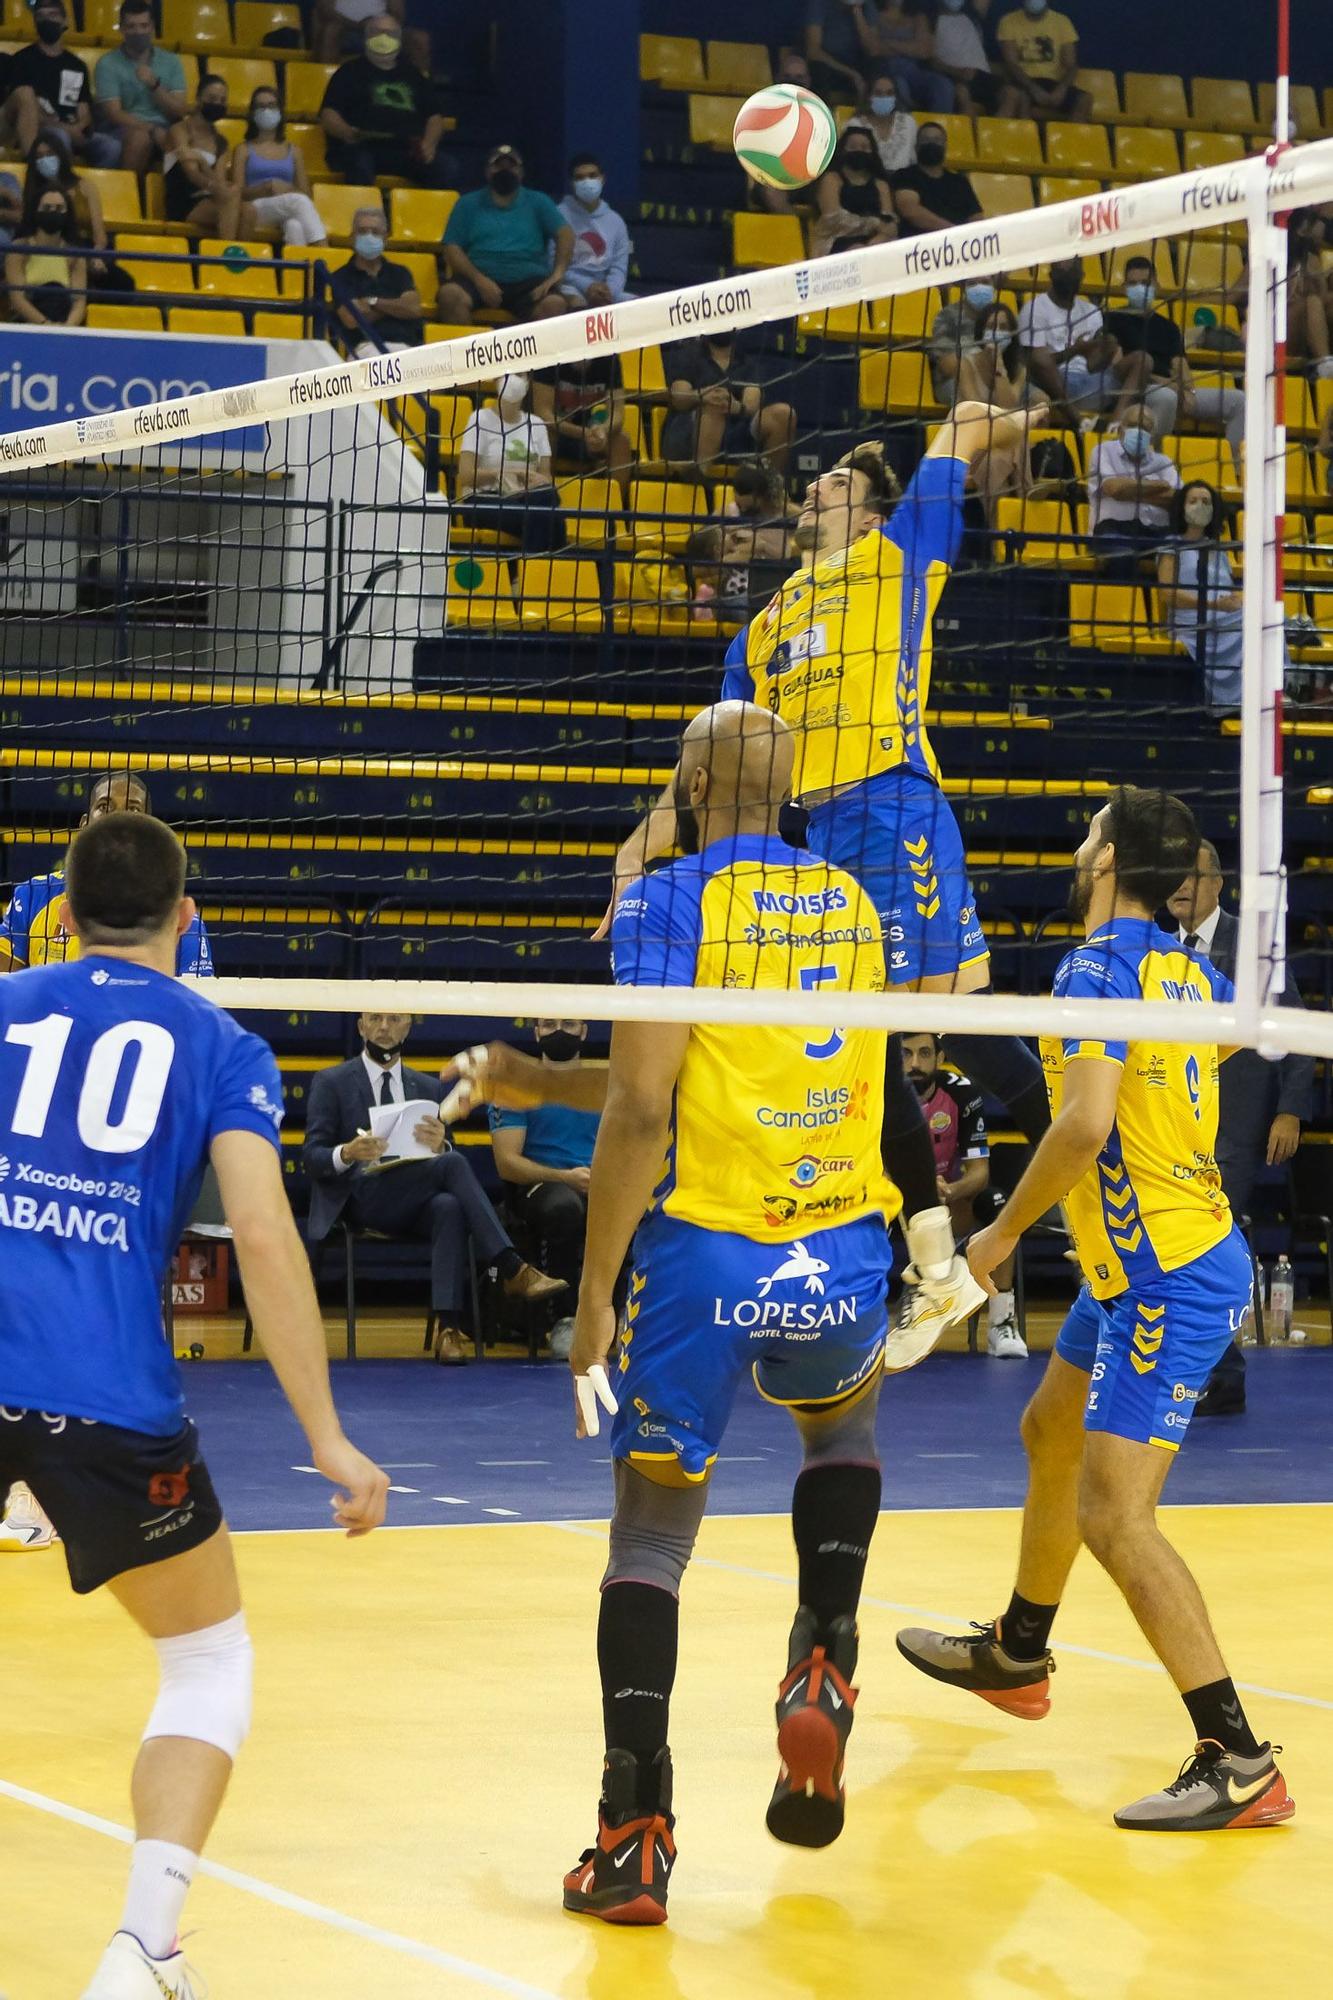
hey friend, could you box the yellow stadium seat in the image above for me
[1176,235,1245,298]
[168,307,247,336]
[286,122,327,176]
[518,558,604,632]
[1183,131,1246,172]
[313,183,384,240]
[80,0,120,40]
[1165,436,1242,502]
[233,3,305,53]
[1106,240,1176,291]
[110,233,194,291]
[161,0,231,51]
[731,211,805,269]
[993,496,1076,564]
[1171,299,1243,350]
[87,303,165,330]
[799,303,871,342]
[389,186,458,243]
[969,173,1033,219]
[0,0,33,31]
[1068,583,1149,651]
[1258,83,1320,139]
[281,242,352,282]
[630,479,708,553]
[446,556,518,628]
[1191,79,1256,131]
[282,60,335,121]
[1325,88,1333,134]
[1043,122,1111,177]
[423,321,476,346]
[196,238,280,299]
[974,118,1043,172]
[1113,128,1181,180]
[1123,73,1188,126]
[868,289,936,343]
[424,392,472,462]
[390,251,438,298]
[858,348,940,417]
[251,308,309,337]
[704,41,771,94]
[1284,444,1319,505]
[1074,69,1120,121]
[688,93,744,150]
[214,118,246,155]
[205,57,278,103]
[554,475,621,546]
[640,34,705,90]
[612,559,692,636]
[618,345,666,396]
[84,168,142,225]
[933,114,977,168]
[1037,175,1101,210]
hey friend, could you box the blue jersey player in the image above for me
[897,789,1292,1833]
[0,811,389,2000]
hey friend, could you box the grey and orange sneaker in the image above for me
[766,1607,858,1849]
[563,1748,676,1926]
[1114,1740,1294,1831]
[896,1619,1053,1720]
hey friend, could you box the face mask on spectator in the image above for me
[1022,0,1047,13]
[200,100,226,123]
[1050,266,1080,301]
[982,328,1014,350]
[1185,495,1214,527]
[253,104,281,132]
[365,32,400,62]
[34,154,61,180]
[498,372,528,410]
[37,203,69,231]
[1120,426,1151,459]
[35,15,64,44]
[537,1030,583,1063]
[842,149,875,173]
[941,0,967,11]
[363,1036,403,1064]
[965,281,994,309]
[916,138,946,167]
[354,230,384,258]
[121,28,152,54]
[572,176,603,204]
[1124,281,1155,310]
[489,166,520,197]
[869,94,896,117]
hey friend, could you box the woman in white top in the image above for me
[842,74,917,175]
[455,372,567,553]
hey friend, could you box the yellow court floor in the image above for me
[3,1504,1330,2000]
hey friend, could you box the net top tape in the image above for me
[2,140,1331,474]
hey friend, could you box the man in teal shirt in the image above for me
[93,0,185,174]
[437,144,573,325]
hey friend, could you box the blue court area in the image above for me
[193,1348,1333,1533]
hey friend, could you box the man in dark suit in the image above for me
[1165,841,1315,1412]
[303,1011,565,1363]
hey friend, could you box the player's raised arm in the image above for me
[211,1129,390,1535]
[590,778,681,942]
[440,1041,610,1124]
[927,397,1051,465]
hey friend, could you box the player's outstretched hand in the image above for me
[314,1433,391,1537]
[439,1042,548,1123]
[966,1220,1017,1302]
[570,1298,619,1440]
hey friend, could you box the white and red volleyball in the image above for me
[732,84,839,191]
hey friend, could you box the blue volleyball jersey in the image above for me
[0,956,283,1435]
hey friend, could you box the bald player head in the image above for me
[673,701,794,855]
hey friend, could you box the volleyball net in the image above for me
[2,139,1332,1066]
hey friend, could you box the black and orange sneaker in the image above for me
[1114,1740,1295,1831]
[896,1619,1053,1720]
[563,1748,676,1926]
[766,1607,858,1849]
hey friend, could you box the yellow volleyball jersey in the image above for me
[1040,919,1234,1300]
[610,834,900,1241]
[0,872,215,975]
[720,456,966,802]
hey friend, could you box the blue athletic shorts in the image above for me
[1057,1229,1253,1452]
[805,770,988,984]
[611,1210,891,1481]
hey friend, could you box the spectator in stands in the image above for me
[303,1012,566,1367]
[723,461,798,558]
[5,179,85,326]
[0,0,114,168]
[92,1,187,177]
[1287,209,1333,380]
[994,0,1091,121]
[455,371,567,552]
[24,132,105,258]
[0,171,21,247]
[1104,255,1246,472]
[685,523,752,621]
[437,146,573,325]
[930,0,1005,115]
[812,124,898,256]
[661,328,797,478]
[928,276,991,404]
[330,204,424,355]
[0,771,213,974]
[1156,482,1243,714]
[312,0,402,64]
[903,1031,1025,1357]
[958,301,1034,515]
[489,1018,600,1359]
[803,0,873,109]
[228,86,327,246]
[858,0,953,114]
[319,13,449,188]
[1087,403,1179,576]
[1017,256,1121,429]
[891,120,982,235]
[842,72,918,175]
[556,152,632,308]
[165,75,235,231]
[530,351,633,499]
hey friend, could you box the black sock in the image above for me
[945,1015,1052,1149]
[597,1581,678,1807]
[998,1590,1059,1661]
[790,1463,882,1636]
[496,1248,523,1279]
[1182,1677,1261,1757]
[882,1035,938,1219]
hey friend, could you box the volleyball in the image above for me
[732,85,838,191]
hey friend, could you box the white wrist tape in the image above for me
[144,1610,253,1761]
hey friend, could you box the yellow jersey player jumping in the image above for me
[896,788,1293,1833]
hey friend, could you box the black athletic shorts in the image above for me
[0,1408,224,1595]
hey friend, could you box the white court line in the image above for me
[543,1522,1333,1715]
[0,1779,560,2000]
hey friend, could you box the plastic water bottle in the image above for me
[1268,1255,1294,1344]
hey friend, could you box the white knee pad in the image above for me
[144,1611,254,1761]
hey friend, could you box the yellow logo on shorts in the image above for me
[1130,1302,1165,1375]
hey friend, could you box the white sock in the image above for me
[119,1839,197,1960]
[987,1291,1015,1329]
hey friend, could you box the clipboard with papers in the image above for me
[359,1098,437,1171]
